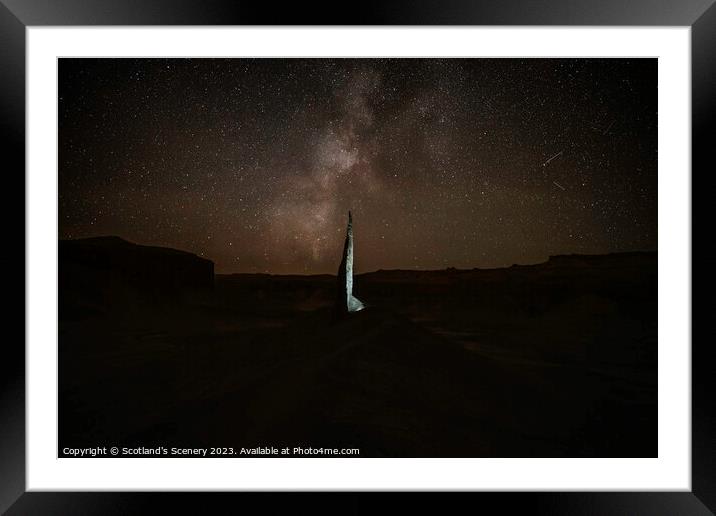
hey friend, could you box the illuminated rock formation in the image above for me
[336,211,365,314]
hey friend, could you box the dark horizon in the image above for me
[59,58,657,274]
[59,233,656,277]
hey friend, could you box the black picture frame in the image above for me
[2,1,711,513]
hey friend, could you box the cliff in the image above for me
[59,236,214,318]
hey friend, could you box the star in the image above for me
[59,57,657,273]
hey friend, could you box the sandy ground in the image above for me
[59,252,657,457]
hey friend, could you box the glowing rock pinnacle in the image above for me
[337,211,365,314]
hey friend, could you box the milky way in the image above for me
[59,58,657,274]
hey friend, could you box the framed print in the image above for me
[2,0,713,513]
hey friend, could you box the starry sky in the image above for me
[59,58,657,274]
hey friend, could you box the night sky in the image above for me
[59,58,657,274]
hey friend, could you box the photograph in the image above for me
[58,57,658,459]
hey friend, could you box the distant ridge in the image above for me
[367,251,656,276]
[63,237,654,279]
[214,250,657,278]
[59,236,214,317]
[60,235,211,261]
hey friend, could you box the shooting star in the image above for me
[542,150,563,167]
[553,181,566,191]
[603,120,616,135]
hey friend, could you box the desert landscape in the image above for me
[58,58,658,457]
[59,236,657,457]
